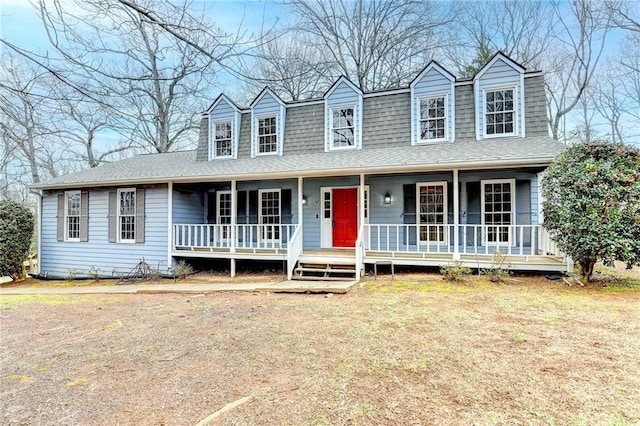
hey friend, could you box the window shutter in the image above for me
[108,191,117,243]
[237,191,247,224]
[403,184,416,224]
[207,192,217,224]
[135,188,145,243]
[80,191,89,242]
[57,193,64,242]
[403,184,417,246]
[281,189,292,224]
[248,190,258,223]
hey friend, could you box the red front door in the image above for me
[332,188,358,247]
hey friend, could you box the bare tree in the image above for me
[30,0,236,153]
[543,0,615,142]
[243,30,336,101]
[0,54,66,185]
[448,0,556,75]
[284,0,453,92]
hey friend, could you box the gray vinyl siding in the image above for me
[173,190,204,224]
[362,93,411,149]
[40,185,169,279]
[524,75,549,137]
[251,91,286,157]
[411,67,454,144]
[475,58,523,139]
[284,103,324,155]
[454,84,475,140]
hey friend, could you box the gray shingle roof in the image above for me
[33,136,565,189]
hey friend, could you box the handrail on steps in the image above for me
[286,225,303,280]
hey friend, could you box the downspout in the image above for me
[29,189,42,277]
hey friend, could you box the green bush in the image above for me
[0,200,35,281]
[440,262,471,281]
[542,142,640,282]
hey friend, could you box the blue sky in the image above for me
[0,0,284,54]
[1,0,638,146]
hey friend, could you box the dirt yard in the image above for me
[1,273,639,425]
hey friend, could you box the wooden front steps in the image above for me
[292,262,357,281]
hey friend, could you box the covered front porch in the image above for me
[169,166,570,279]
[171,222,567,277]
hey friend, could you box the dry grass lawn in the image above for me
[1,272,639,425]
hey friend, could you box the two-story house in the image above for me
[32,52,568,280]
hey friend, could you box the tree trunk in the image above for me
[579,258,596,283]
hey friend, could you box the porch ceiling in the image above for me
[33,136,564,190]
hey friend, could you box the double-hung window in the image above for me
[331,107,355,148]
[118,188,136,243]
[210,121,232,159]
[485,88,515,136]
[65,191,81,241]
[257,116,278,154]
[419,96,447,142]
[259,189,281,241]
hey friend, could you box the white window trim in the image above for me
[480,179,516,245]
[329,104,357,151]
[64,190,81,242]
[117,188,136,244]
[416,94,449,144]
[482,86,518,139]
[258,188,281,242]
[216,190,232,243]
[416,182,448,244]
[209,119,234,160]
[254,114,279,157]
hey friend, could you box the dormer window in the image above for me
[485,88,515,136]
[257,116,278,154]
[419,95,447,142]
[209,120,233,159]
[331,106,355,148]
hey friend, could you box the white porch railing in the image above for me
[363,224,563,257]
[286,225,304,280]
[173,224,297,251]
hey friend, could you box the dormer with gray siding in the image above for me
[323,76,363,152]
[473,54,526,140]
[206,94,241,160]
[410,61,456,145]
[196,52,551,163]
[250,87,286,157]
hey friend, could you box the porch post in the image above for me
[453,170,460,260]
[359,174,366,280]
[298,176,304,231]
[167,181,174,274]
[230,179,237,277]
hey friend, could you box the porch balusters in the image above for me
[361,224,559,258]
